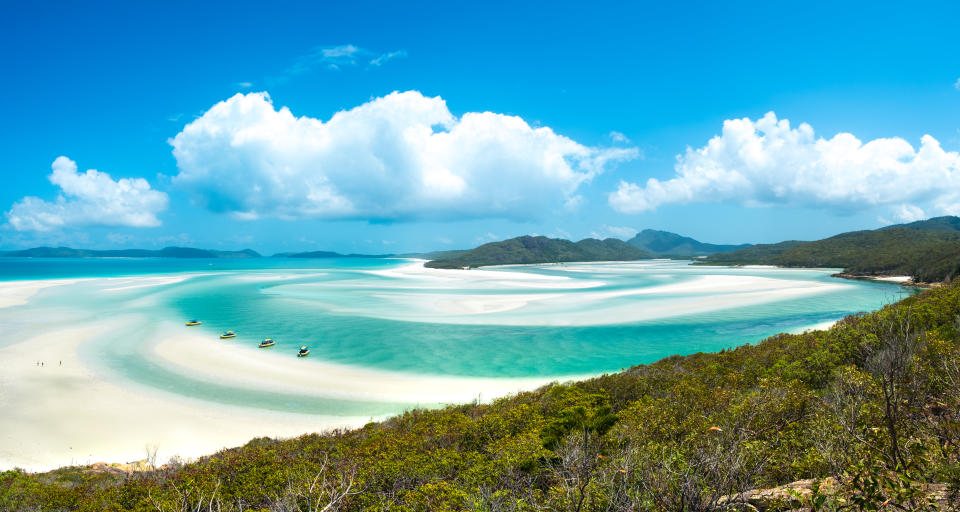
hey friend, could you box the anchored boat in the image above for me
[220,330,236,339]
[185,319,202,326]
[297,345,310,357]
[259,338,275,348]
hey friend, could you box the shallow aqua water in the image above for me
[0,257,913,415]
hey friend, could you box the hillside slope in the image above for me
[705,216,960,282]
[4,280,960,510]
[627,229,751,256]
[424,235,652,268]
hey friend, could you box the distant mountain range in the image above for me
[626,229,752,256]
[272,250,393,258]
[704,216,960,282]
[0,246,261,258]
[424,235,652,269]
[9,217,960,281]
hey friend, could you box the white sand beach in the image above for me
[0,324,380,472]
[151,324,561,403]
[0,279,88,308]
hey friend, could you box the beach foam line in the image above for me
[150,323,566,404]
[0,322,379,471]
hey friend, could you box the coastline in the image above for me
[830,272,937,288]
[0,323,383,472]
[0,263,909,472]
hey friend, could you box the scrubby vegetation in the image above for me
[705,216,960,283]
[425,236,652,269]
[6,280,960,510]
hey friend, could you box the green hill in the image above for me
[1,246,261,258]
[704,216,960,282]
[702,240,809,264]
[627,229,752,256]
[424,235,653,268]
[5,279,960,510]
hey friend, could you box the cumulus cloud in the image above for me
[170,91,638,222]
[6,157,168,232]
[609,112,960,220]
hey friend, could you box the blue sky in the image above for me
[2,0,960,254]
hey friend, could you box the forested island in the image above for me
[626,229,752,257]
[424,235,652,269]
[5,276,960,510]
[705,216,960,283]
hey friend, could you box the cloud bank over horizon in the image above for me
[171,90,638,222]
[609,112,960,222]
[5,157,168,232]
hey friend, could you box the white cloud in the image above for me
[955,77,960,90]
[609,131,630,143]
[610,112,960,220]
[369,50,407,67]
[589,225,638,240]
[893,204,926,222]
[171,91,638,222]
[475,232,499,244]
[237,81,253,88]
[603,225,638,239]
[6,157,169,232]
[281,45,406,78]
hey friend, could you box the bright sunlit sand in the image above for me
[0,324,376,472]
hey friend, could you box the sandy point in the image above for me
[0,323,377,472]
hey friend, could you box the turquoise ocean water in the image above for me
[0,257,913,415]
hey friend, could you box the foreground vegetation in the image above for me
[425,235,651,268]
[706,216,960,283]
[6,281,960,510]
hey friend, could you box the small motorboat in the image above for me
[220,331,236,339]
[259,338,275,348]
[185,319,202,326]
[297,345,310,357]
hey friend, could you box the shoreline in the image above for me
[0,322,385,472]
[829,272,937,288]
[0,263,909,473]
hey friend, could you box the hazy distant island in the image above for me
[0,246,262,259]
[271,250,394,258]
[7,216,960,284]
